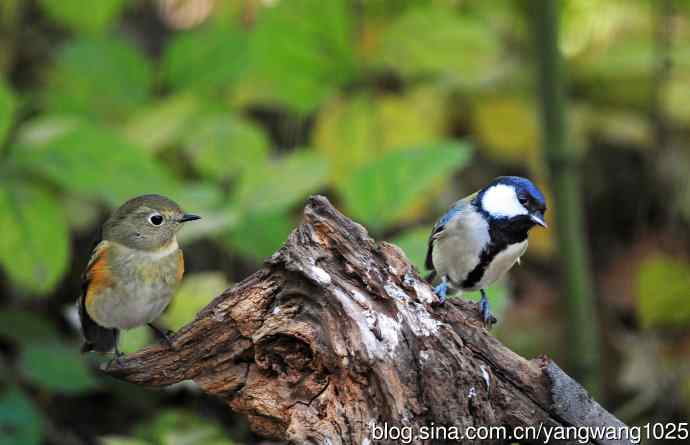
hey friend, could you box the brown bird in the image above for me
[77,194,200,357]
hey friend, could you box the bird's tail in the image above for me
[80,321,118,354]
[78,297,119,353]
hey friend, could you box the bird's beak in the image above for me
[179,213,201,223]
[530,212,548,228]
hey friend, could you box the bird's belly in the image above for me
[467,240,528,291]
[89,251,180,330]
[92,281,174,330]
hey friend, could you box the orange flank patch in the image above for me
[176,249,185,283]
[85,242,113,313]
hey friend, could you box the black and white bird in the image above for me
[425,176,547,326]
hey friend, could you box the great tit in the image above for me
[425,176,547,327]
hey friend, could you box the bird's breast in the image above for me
[88,243,183,329]
[465,240,528,291]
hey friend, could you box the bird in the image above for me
[425,176,547,327]
[77,194,200,359]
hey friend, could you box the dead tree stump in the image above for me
[106,196,629,445]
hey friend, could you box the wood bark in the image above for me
[106,196,629,445]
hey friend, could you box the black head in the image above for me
[475,176,548,235]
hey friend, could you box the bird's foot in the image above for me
[147,323,176,349]
[433,279,449,304]
[105,348,125,370]
[479,289,497,329]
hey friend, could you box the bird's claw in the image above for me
[433,279,449,304]
[105,349,125,370]
[159,332,175,349]
[479,290,497,329]
[148,323,176,349]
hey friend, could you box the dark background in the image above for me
[0,0,689,444]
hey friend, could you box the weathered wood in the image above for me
[105,195,628,445]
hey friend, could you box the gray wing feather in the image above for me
[424,194,476,271]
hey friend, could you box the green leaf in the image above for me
[246,0,356,113]
[224,210,293,260]
[162,428,234,445]
[0,181,69,294]
[377,6,500,85]
[472,95,540,166]
[162,273,230,331]
[174,182,225,213]
[0,310,57,343]
[232,149,329,214]
[0,387,43,445]
[340,142,471,230]
[573,38,654,109]
[124,94,202,153]
[119,326,152,354]
[183,113,269,181]
[0,79,16,148]
[637,255,690,328]
[13,121,179,206]
[37,0,126,34]
[21,342,98,394]
[312,95,378,184]
[175,183,239,242]
[13,115,81,148]
[43,37,152,120]
[313,88,448,184]
[100,437,152,445]
[162,25,248,92]
[135,409,235,445]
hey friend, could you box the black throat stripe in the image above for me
[460,241,506,289]
[460,220,528,290]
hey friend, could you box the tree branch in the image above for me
[105,196,629,445]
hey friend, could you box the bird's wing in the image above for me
[78,238,118,352]
[424,193,476,271]
[82,240,113,309]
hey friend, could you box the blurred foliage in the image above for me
[378,5,501,85]
[0,80,15,146]
[162,25,248,94]
[0,386,43,445]
[0,0,689,443]
[313,88,450,184]
[37,0,127,34]
[637,254,690,329]
[43,37,153,120]
[21,342,98,394]
[101,409,236,445]
[473,95,540,167]
[133,409,235,445]
[161,272,230,330]
[246,0,356,113]
[341,141,470,229]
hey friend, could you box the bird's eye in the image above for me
[518,196,529,206]
[149,214,163,226]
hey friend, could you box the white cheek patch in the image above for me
[481,184,528,218]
